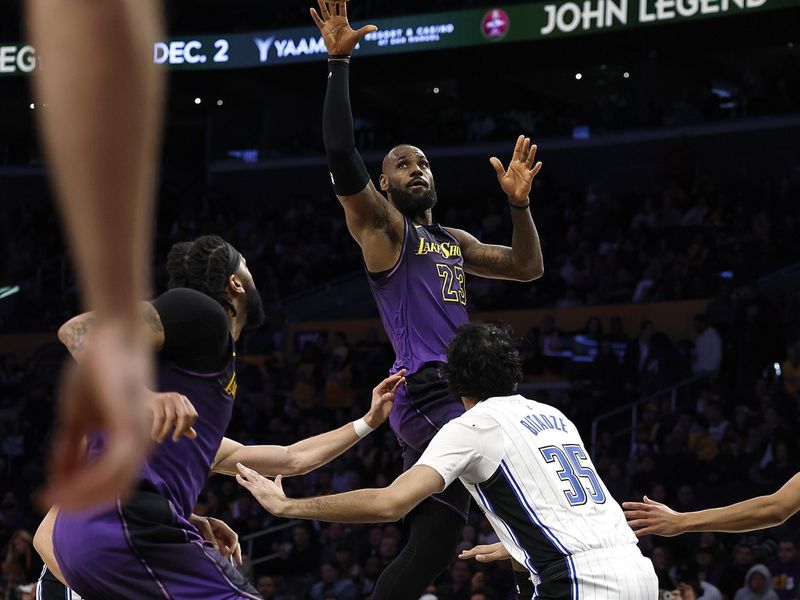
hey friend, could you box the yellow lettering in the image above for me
[224,372,237,398]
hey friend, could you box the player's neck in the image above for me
[228,303,245,341]
[462,396,478,411]
[412,209,434,226]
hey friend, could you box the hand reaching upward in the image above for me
[490,135,543,207]
[310,0,377,57]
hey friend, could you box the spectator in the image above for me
[439,560,472,600]
[692,314,723,375]
[1,530,41,598]
[309,562,357,600]
[469,587,496,600]
[688,417,720,463]
[733,564,779,600]
[769,538,800,600]
[719,543,758,599]
[256,575,281,600]
[703,400,730,443]
[624,320,655,387]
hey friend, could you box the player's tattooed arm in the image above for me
[58,302,165,361]
[447,222,543,283]
[446,134,544,282]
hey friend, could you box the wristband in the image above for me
[353,417,375,439]
[510,200,531,210]
[329,54,351,62]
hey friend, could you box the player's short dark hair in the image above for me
[166,235,239,316]
[445,323,522,402]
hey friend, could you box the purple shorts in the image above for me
[389,364,470,519]
[53,488,260,600]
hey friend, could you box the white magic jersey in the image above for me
[417,395,657,599]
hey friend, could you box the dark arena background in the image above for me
[2,0,800,598]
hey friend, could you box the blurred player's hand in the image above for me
[190,514,242,566]
[459,542,511,563]
[364,370,406,429]
[622,495,686,537]
[148,391,198,443]
[44,321,152,511]
[490,135,543,206]
[310,0,377,57]
[236,463,287,516]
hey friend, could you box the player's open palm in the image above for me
[236,463,286,515]
[310,0,377,56]
[490,135,543,206]
[622,495,684,537]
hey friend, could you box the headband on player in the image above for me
[225,242,241,277]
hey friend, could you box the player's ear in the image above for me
[228,273,245,295]
[379,173,389,192]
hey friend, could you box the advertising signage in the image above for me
[1,0,795,76]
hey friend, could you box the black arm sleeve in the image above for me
[151,288,230,372]
[323,59,371,196]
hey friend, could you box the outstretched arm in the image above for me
[446,136,544,282]
[212,373,405,477]
[237,463,444,523]
[312,0,404,272]
[623,472,800,536]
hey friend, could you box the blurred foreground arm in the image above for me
[27,0,165,509]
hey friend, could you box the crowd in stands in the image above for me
[1,272,799,597]
[3,157,800,335]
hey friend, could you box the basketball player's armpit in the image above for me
[323,59,370,196]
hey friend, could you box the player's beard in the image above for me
[389,182,438,218]
[242,280,267,331]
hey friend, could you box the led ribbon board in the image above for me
[0,0,796,75]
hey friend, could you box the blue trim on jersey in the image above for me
[500,460,579,600]
[475,482,538,576]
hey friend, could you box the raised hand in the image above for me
[622,496,686,537]
[310,0,377,57]
[459,542,511,563]
[490,135,543,206]
[364,370,406,428]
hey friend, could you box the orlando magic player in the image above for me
[311,2,544,597]
[36,235,403,599]
[237,323,659,600]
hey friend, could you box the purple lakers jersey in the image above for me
[368,217,469,376]
[140,345,237,520]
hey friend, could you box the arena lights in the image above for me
[217,99,224,106]
[29,103,34,109]
[433,87,440,94]
[194,97,202,105]
[575,73,582,80]
[623,71,630,78]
